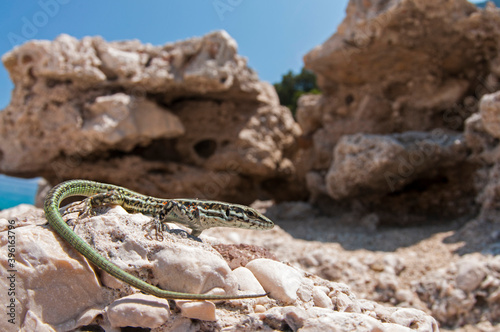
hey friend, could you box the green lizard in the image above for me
[44,179,274,300]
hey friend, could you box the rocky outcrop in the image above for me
[465,90,500,223]
[296,0,500,223]
[0,32,302,203]
[0,205,439,331]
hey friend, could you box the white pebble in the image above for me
[176,300,216,321]
[232,266,266,294]
[456,260,486,292]
[246,258,304,304]
[107,294,170,328]
[313,287,333,309]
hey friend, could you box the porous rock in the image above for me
[2,204,440,331]
[479,90,500,139]
[466,91,500,223]
[0,31,302,203]
[0,211,105,332]
[296,0,500,224]
[326,131,467,199]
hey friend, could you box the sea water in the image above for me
[0,175,39,210]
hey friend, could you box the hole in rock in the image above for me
[122,325,151,332]
[79,324,105,332]
[345,94,354,105]
[21,55,33,64]
[194,139,217,159]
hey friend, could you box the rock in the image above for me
[331,290,360,313]
[0,31,303,203]
[322,130,476,224]
[3,202,443,331]
[0,212,106,332]
[212,243,278,270]
[232,267,266,296]
[479,90,500,138]
[326,131,467,199]
[466,93,500,223]
[296,0,500,223]
[312,286,333,309]
[300,311,385,332]
[82,93,185,149]
[455,260,487,292]
[246,258,305,304]
[176,300,216,322]
[107,294,170,328]
[414,254,500,327]
[70,205,243,298]
[388,308,439,332]
[152,243,238,296]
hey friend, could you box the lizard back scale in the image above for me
[44,179,274,300]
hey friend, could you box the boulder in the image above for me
[295,0,500,223]
[0,31,302,203]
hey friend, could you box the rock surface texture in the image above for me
[297,0,500,224]
[0,31,302,204]
[0,205,439,331]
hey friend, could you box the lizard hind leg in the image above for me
[64,190,126,218]
[143,218,165,242]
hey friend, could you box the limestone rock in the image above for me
[176,300,216,322]
[326,131,467,199]
[232,266,266,296]
[0,31,302,203]
[68,205,242,298]
[0,206,105,332]
[2,203,441,331]
[152,243,238,296]
[296,0,500,224]
[106,294,170,328]
[415,254,500,327]
[465,91,500,223]
[246,258,306,304]
[479,90,500,139]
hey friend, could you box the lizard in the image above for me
[44,179,274,300]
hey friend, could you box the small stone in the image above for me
[282,306,308,331]
[331,291,359,313]
[300,311,385,331]
[232,266,266,295]
[107,294,170,328]
[176,300,216,322]
[297,280,313,302]
[389,308,439,331]
[381,322,413,331]
[246,259,305,304]
[456,259,487,292]
[312,287,333,309]
[480,91,500,139]
[254,305,266,313]
[152,244,238,295]
[395,289,414,304]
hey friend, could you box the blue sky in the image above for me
[0,0,350,109]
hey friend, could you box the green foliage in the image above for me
[273,68,320,115]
